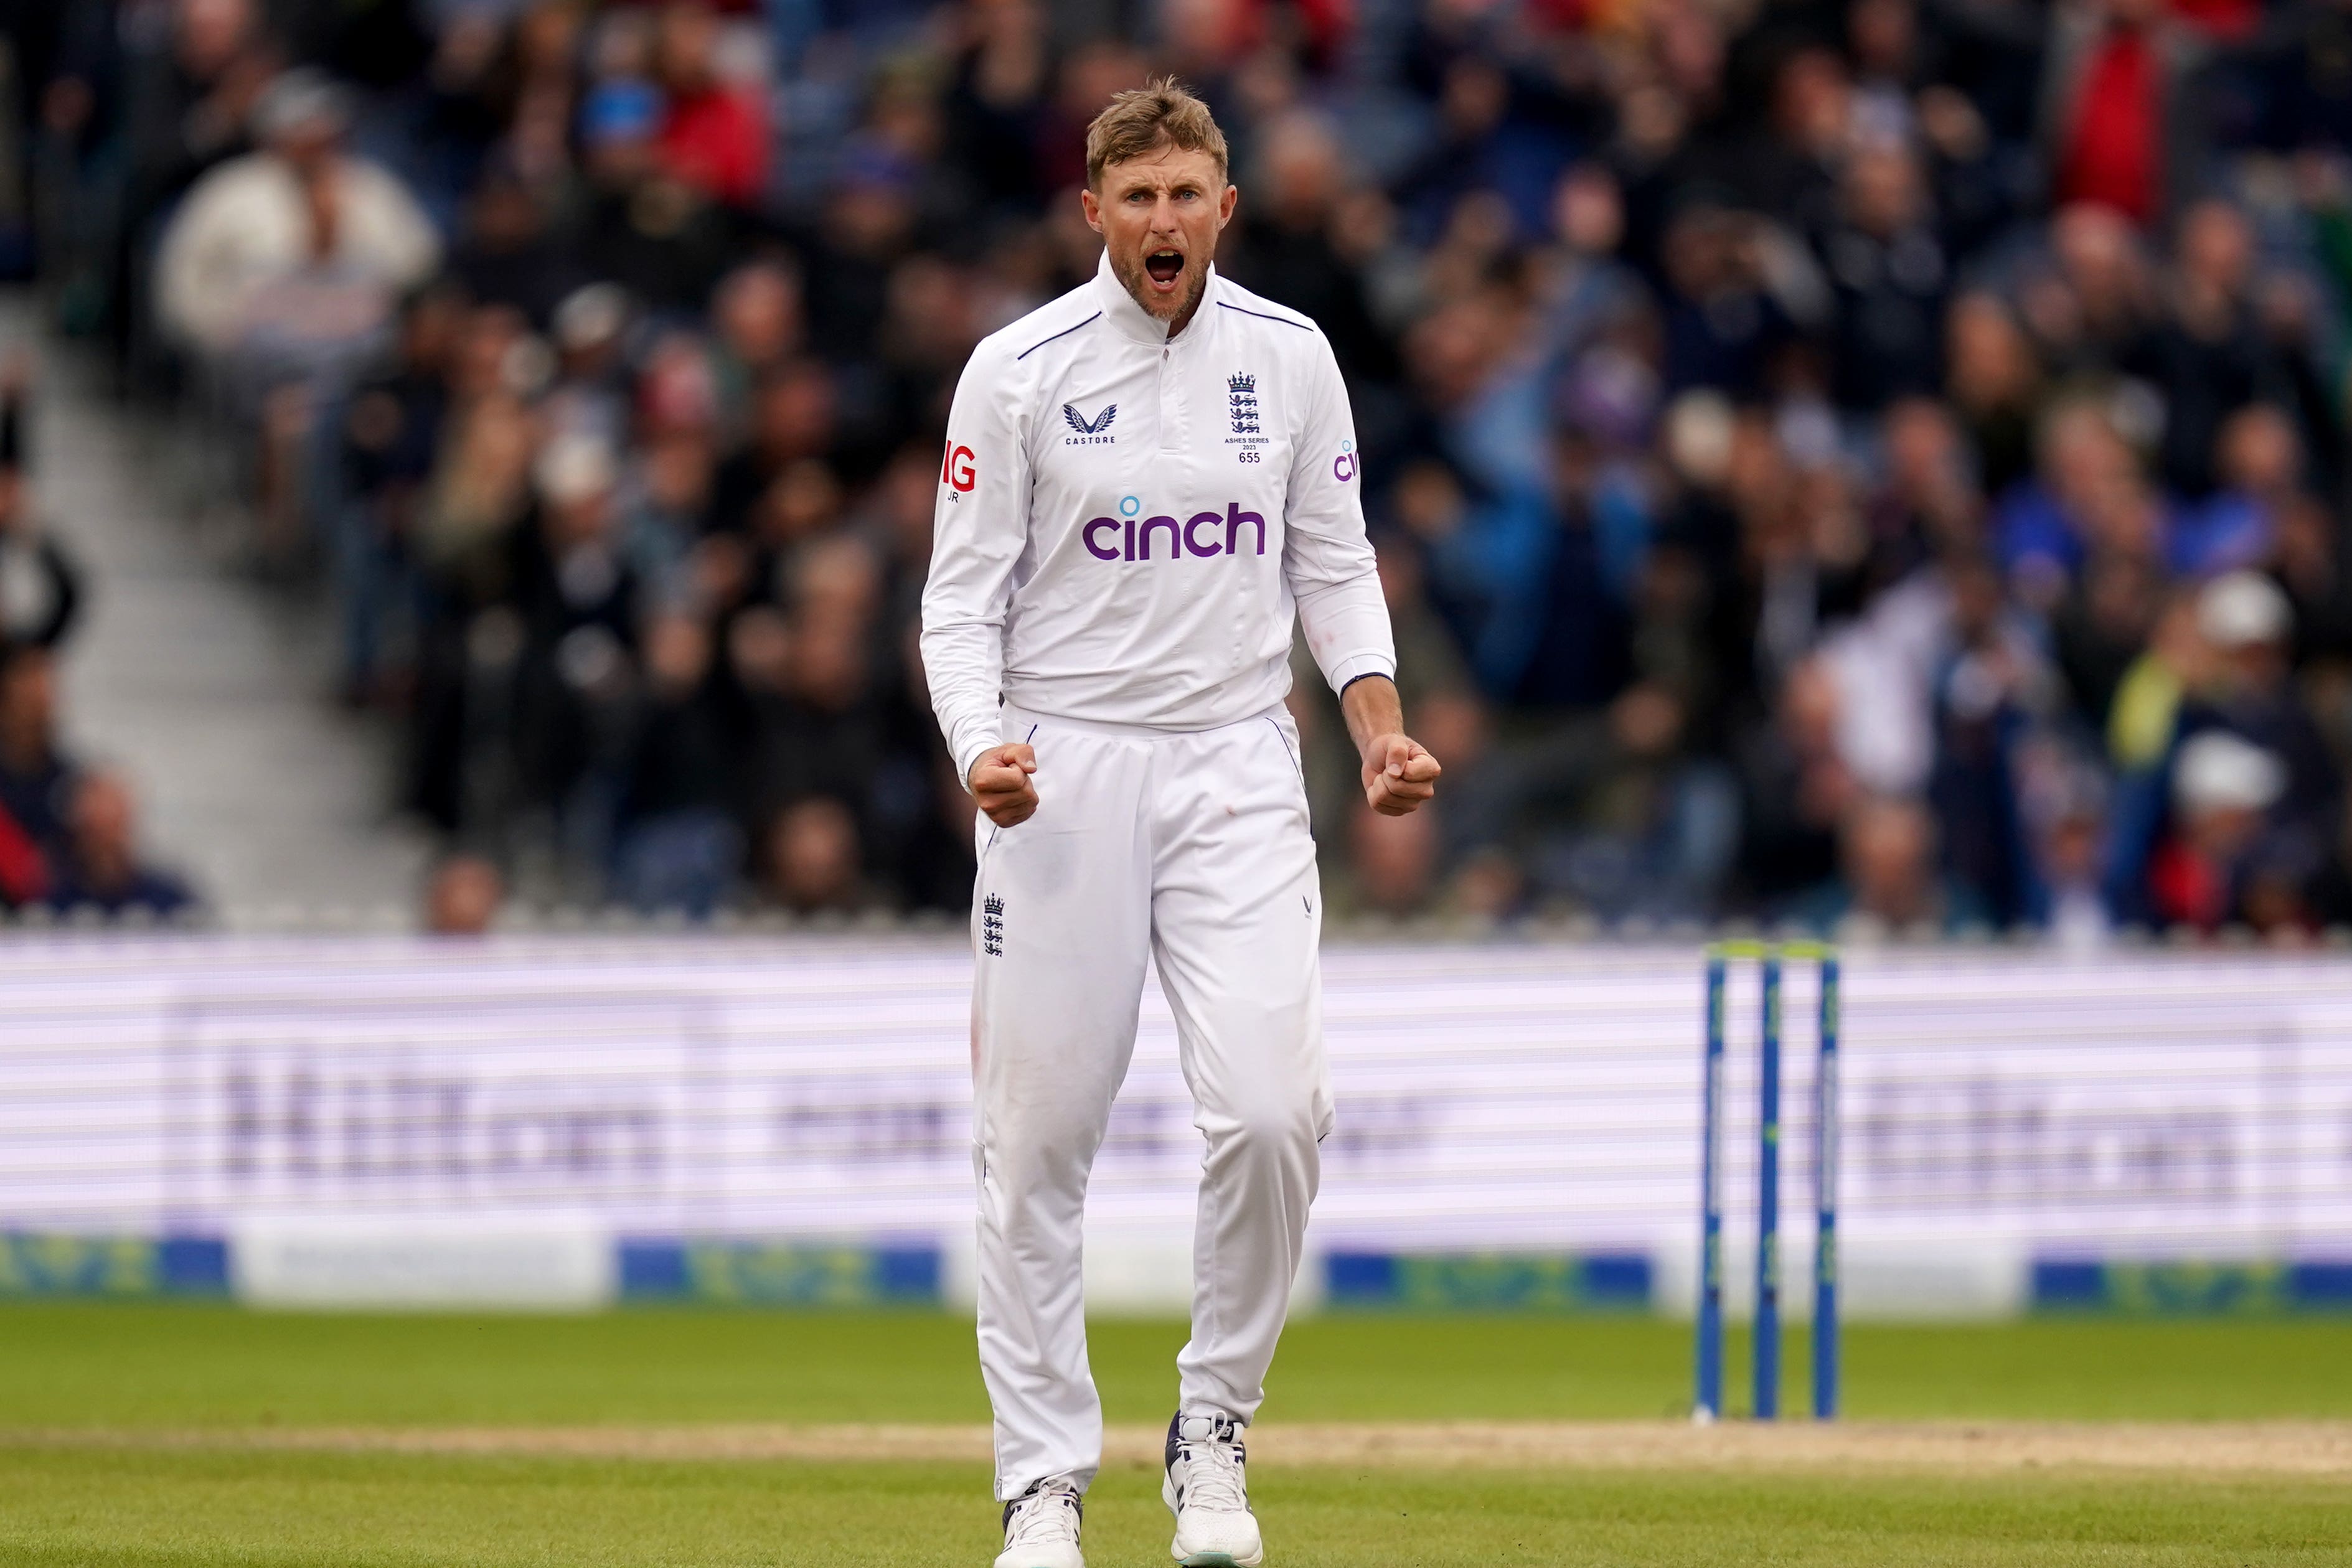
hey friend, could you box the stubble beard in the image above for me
[1111,246,1210,335]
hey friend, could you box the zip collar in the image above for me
[1091,250,1222,349]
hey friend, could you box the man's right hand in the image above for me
[969,743,1039,827]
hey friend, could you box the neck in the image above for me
[1165,289,1206,339]
[1123,267,1209,340]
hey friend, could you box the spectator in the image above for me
[448,157,581,327]
[1790,792,1992,934]
[543,283,636,453]
[113,0,280,370]
[1739,655,1859,906]
[1945,293,2041,499]
[124,0,275,217]
[2148,729,2288,929]
[1658,202,1797,399]
[507,432,642,866]
[1817,141,1947,411]
[1927,552,2056,926]
[2035,774,2117,946]
[2178,570,2338,841]
[0,388,82,652]
[712,358,839,534]
[2054,545,2165,735]
[153,68,439,365]
[613,613,739,915]
[0,642,73,855]
[764,795,873,914]
[424,853,505,934]
[2044,0,2197,227]
[42,772,195,918]
[652,1,769,210]
[2132,200,2309,504]
[943,0,1055,218]
[152,67,440,561]
[336,281,463,703]
[573,76,733,310]
[706,260,805,444]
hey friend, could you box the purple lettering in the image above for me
[1226,502,1266,556]
[1083,502,1272,561]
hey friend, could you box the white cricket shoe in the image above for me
[1162,1411,1263,1567]
[994,1478,1084,1568]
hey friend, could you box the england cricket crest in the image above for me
[981,893,1005,957]
[1227,373,1260,437]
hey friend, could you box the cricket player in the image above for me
[920,79,1440,1568]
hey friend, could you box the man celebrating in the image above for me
[921,80,1439,1568]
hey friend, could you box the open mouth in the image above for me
[1144,248,1185,286]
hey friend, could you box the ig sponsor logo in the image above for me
[941,440,976,494]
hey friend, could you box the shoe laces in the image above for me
[1003,1481,1083,1548]
[1172,1414,1249,1513]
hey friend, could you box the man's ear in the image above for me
[1080,185,1104,235]
[1219,184,1238,227]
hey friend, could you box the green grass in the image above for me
[4,1304,2350,1427]
[0,1447,2345,1566]
[3,1306,2350,1565]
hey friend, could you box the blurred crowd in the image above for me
[14,0,2352,936]
[0,371,196,919]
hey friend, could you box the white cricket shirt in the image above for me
[921,253,1397,785]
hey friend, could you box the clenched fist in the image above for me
[1360,733,1441,815]
[969,743,1040,827]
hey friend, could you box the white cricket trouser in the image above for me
[971,701,1332,1500]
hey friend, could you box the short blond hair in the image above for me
[1084,76,1228,190]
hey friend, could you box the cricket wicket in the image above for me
[1693,940,1840,1423]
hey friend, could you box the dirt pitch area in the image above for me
[18,1420,2351,1478]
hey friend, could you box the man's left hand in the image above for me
[1360,734,1441,815]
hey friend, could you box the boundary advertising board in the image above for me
[1,937,2345,1312]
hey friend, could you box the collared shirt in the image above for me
[921,254,1395,785]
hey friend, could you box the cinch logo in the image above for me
[941,440,976,492]
[1334,438,1358,482]
[1083,502,1266,561]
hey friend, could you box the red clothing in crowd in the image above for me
[2057,24,2162,224]
[2147,838,2228,929]
[659,85,768,209]
[2167,0,2259,40]
[0,805,45,904]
